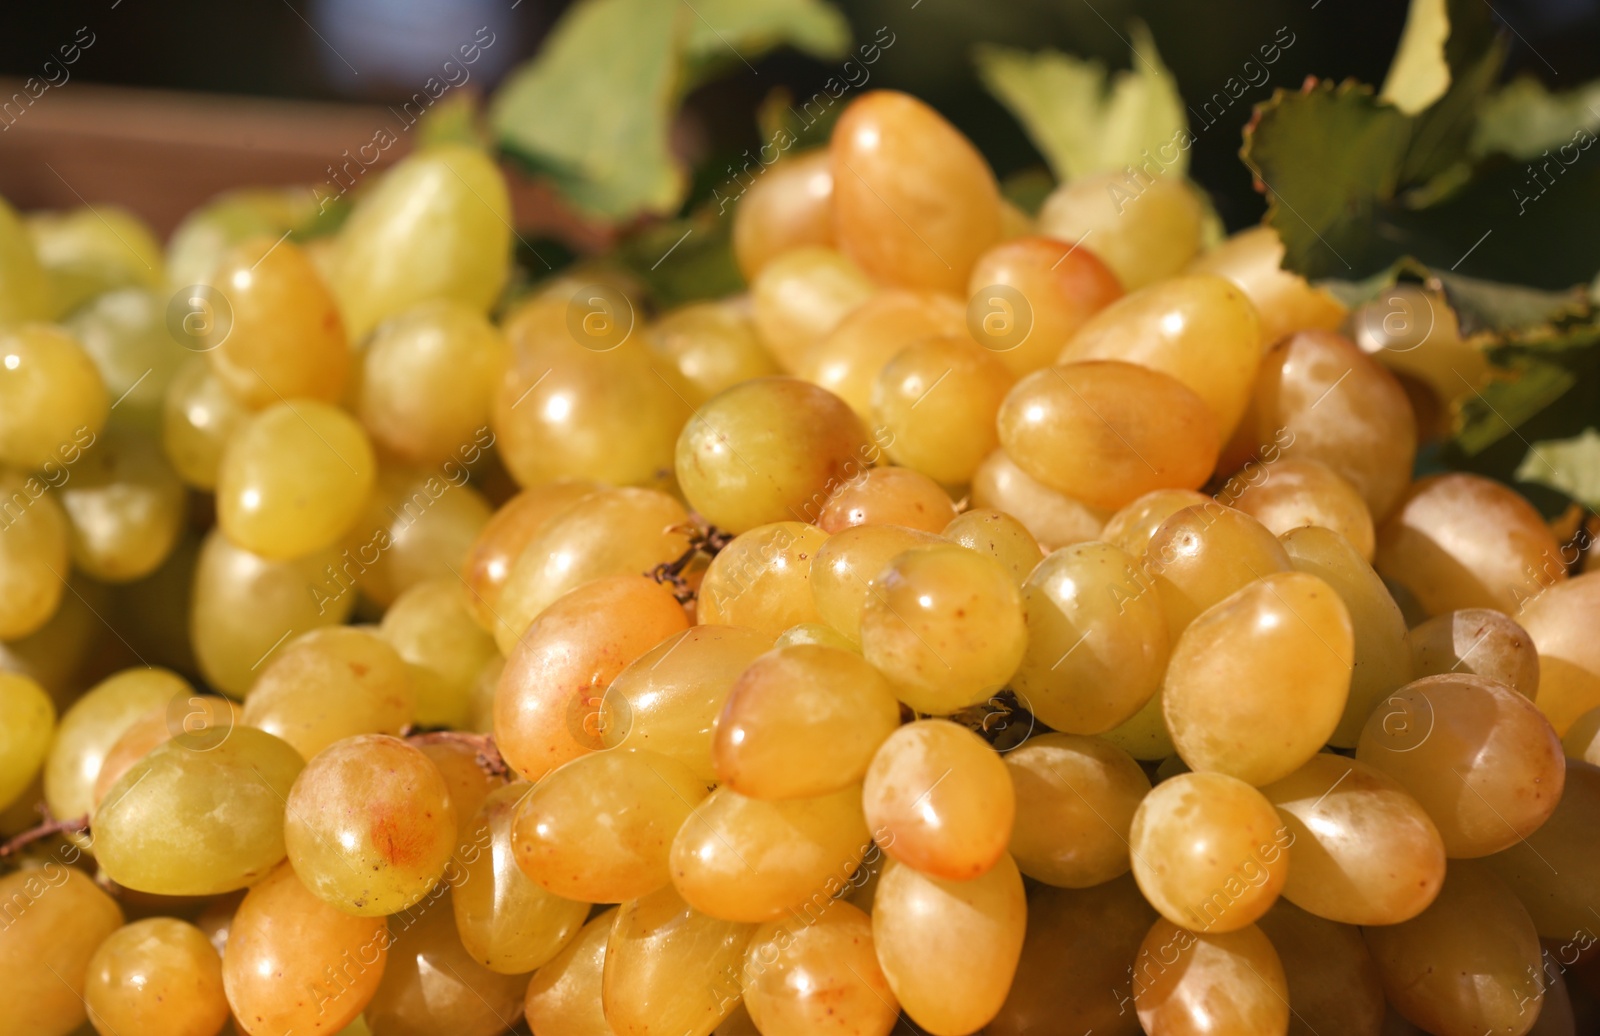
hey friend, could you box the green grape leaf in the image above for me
[1516,428,1600,506]
[1455,355,1579,455]
[1473,76,1600,160]
[681,0,850,87]
[1381,0,1451,115]
[611,205,744,308]
[1431,269,1597,341]
[975,22,1187,182]
[416,90,490,152]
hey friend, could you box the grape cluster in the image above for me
[0,88,1597,1036]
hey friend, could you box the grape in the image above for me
[647,298,780,405]
[603,884,755,1036]
[1012,541,1169,734]
[968,235,1124,375]
[1563,706,1600,762]
[1005,733,1148,887]
[1164,571,1353,786]
[363,888,531,1036]
[1518,571,1600,736]
[714,643,901,800]
[601,625,771,780]
[863,719,1013,881]
[84,918,229,1036]
[0,324,108,470]
[452,783,587,974]
[1142,502,1293,637]
[511,747,706,903]
[796,289,965,417]
[732,148,835,281]
[0,672,53,811]
[987,875,1156,1036]
[356,299,509,466]
[695,521,829,637]
[941,508,1043,587]
[0,867,125,1036]
[809,523,944,642]
[670,783,870,922]
[240,626,414,761]
[1132,919,1290,1036]
[1036,172,1204,290]
[459,480,599,634]
[749,246,875,372]
[1187,225,1348,345]
[1407,607,1540,698]
[329,144,512,340]
[0,466,72,641]
[1254,901,1385,1036]
[1226,456,1377,561]
[283,734,458,916]
[1376,473,1567,616]
[871,854,1026,1036]
[0,193,50,325]
[1357,674,1564,857]
[217,399,377,560]
[58,430,186,584]
[222,862,388,1036]
[1060,274,1261,437]
[1100,487,1211,556]
[873,335,1015,486]
[816,465,957,534]
[524,907,616,1036]
[67,288,188,436]
[1128,771,1290,932]
[493,486,689,654]
[161,356,249,489]
[859,544,1027,714]
[412,739,505,845]
[676,377,872,534]
[773,621,857,651]
[91,696,232,806]
[378,578,498,729]
[1363,860,1544,1036]
[338,463,492,609]
[28,205,163,316]
[202,235,350,408]
[0,573,102,703]
[190,528,356,696]
[44,666,191,825]
[1101,687,1178,761]
[1482,760,1600,939]
[1262,754,1445,925]
[741,900,899,1036]
[969,447,1108,550]
[163,187,315,290]
[999,361,1219,510]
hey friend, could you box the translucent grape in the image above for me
[695,521,829,637]
[809,523,944,643]
[873,335,1014,485]
[0,671,54,811]
[0,324,108,470]
[816,466,957,534]
[84,918,229,1036]
[0,867,124,1036]
[338,462,492,609]
[740,900,899,1036]
[1187,225,1347,345]
[1227,457,1376,561]
[967,235,1124,375]
[1132,919,1290,1036]
[90,705,179,807]
[66,288,188,435]
[1254,902,1384,1036]
[646,298,780,405]
[749,246,875,372]
[941,508,1043,587]
[1101,689,1178,761]
[1519,571,1600,736]
[602,884,755,1036]
[28,205,163,316]
[44,666,191,825]
[732,148,835,281]
[284,734,458,916]
[773,621,857,651]
[52,430,183,583]
[1005,733,1147,888]
[1481,759,1600,941]
[1036,171,1204,290]
[378,578,497,729]
[1100,487,1212,556]
[524,908,616,1036]
[1142,502,1293,637]
[1407,607,1540,698]
[796,289,965,417]
[969,448,1108,550]
[0,573,101,703]
[241,626,414,761]
[161,356,249,489]
[460,480,599,634]
[0,193,50,326]
[163,187,317,292]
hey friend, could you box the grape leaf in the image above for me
[1473,76,1600,160]
[1516,428,1600,507]
[1455,356,1579,455]
[1381,0,1451,115]
[682,0,850,87]
[974,22,1187,183]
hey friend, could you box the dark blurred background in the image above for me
[2,0,1597,232]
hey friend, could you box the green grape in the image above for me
[468,653,501,734]
[1482,760,1600,939]
[1406,608,1540,699]
[1101,688,1177,760]
[217,399,377,560]
[378,578,497,729]
[1142,502,1293,637]
[44,666,191,825]
[164,187,318,293]
[1228,457,1377,561]
[28,205,164,317]
[356,299,508,466]
[1363,860,1544,1036]
[0,671,54,811]
[84,918,228,1036]
[1164,571,1353,786]
[941,508,1044,587]
[283,734,458,916]
[732,149,835,281]
[772,621,857,651]
[1012,541,1170,734]
[57,430,186,583]
[0,573,102,705]
[696,521,830,637]
[969,448,1109,551]
[1281,525,1413,747]
[363,888,530,1036]
[1132,919,1290,1036]
[0,193,50,326]
[91,695,238,807]
[511,747,705,903]
[1255,901,1385,1036]
[602,624,773,780]
[676,377,873,534]
[330,144,512,340]
[713,643,901,800]
[524,907,616,1036]
[1005,732,1150,888]
[240,626,414,760]
[1128,771,1289,933]
[0,867,125,1036]
[493,486,689,654]
[873,336,1015,486]
[413,738,505,842]
[0,324,108,471]
[1262,754,1445,926]
[222,862,388,1036]
[190,528,356,696]
[1101,487,1212,556]
[460,480,600,636]
[741,900,899,1036]
[872,855,1026,1036]
[1357,674,1564,857]
[452,783,587,974]
[339,463,492,609]
[1037,172,1203,290]
[646,298,780,405]
[1511,570,1600,737]
[0,468,70,640]
[66,288,188,435]
[161,356,249,490]
[864,719,1014,881]
[602,884,755,1036]
[859,545,1027,714]
[809,523,944,643]
[670,783,870,922]
[495,574,689,781]
[798,289,966,418]
[749,246,875,373]
[816,466,957,535]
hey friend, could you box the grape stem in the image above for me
[0,807,90,859]
[648,520,733,603]
[404,730,510,780]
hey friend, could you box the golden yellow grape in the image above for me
[773,621,858,651]
[161,356,249,489]
[695,521,829,637]
[603,884,755,1036]
[874,335,1014,486]
[1482,759,1600,939]
[967,235,1125,375]
[796,289,965,418]
[57,430,186,583]
[1005,732,1148,887]
[817,466,956,534]
[0,574,102,705]
[1406,607,1540,699]
[646,297,780,405]
[808,522,945,642]
[44,666,190,826]
[1132,919,1290,1036]
[1036,172,1205,290]
[1100,487,1212,556]
[1142,501,1293,637]
[1101,687,1177,761]
[460,480,599,634]
[750,246,875,372]
[1187,225,1347,345]
[1254,902,1385,1036]
[0,672,54,811]
[969,447,1109,550]
[0,466,71,640]
[1227,456,1376,560]
[732,148,835,281]
[740,900,899,1036]
[379,578,498,729]
[337,462,493,609]
[0,324,108,471]
[524,907,616,1036]
[240,625,414,760]
[1519,571,1600,736]
[84,918,229,1036]
[0,867,124,1036]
